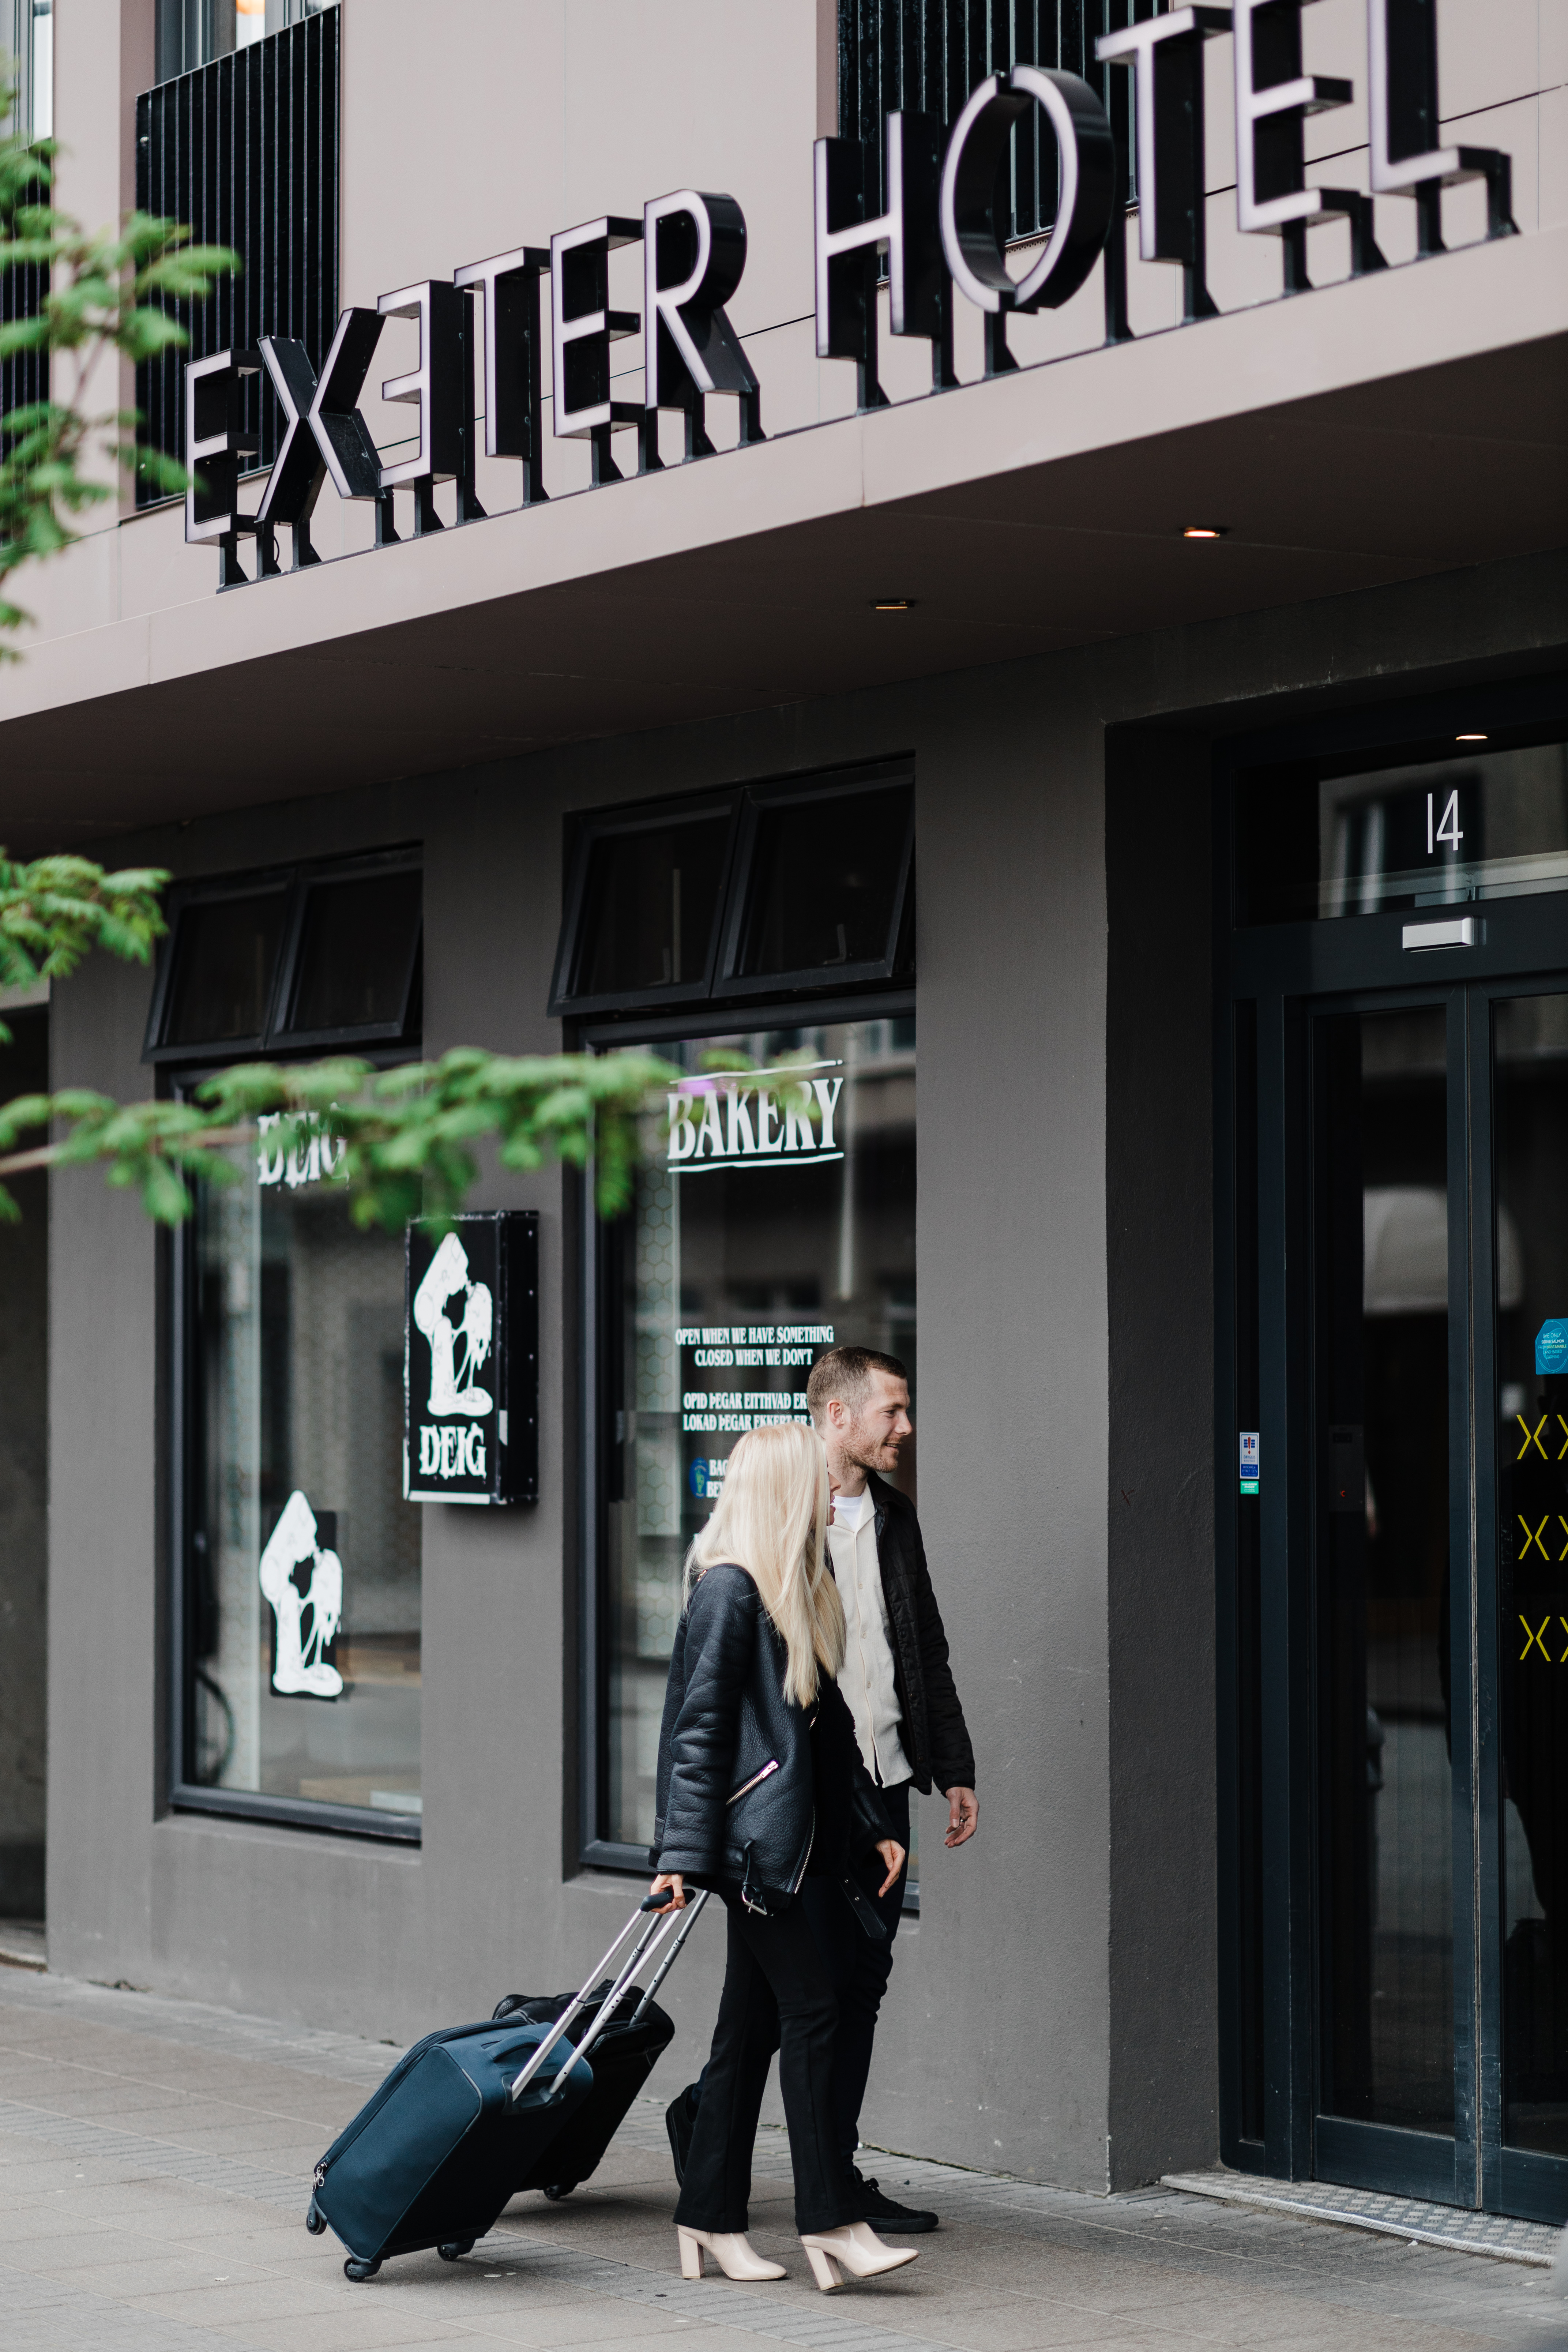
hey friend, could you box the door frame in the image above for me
[1214,670,1568,2219]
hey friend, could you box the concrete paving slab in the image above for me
[3,1969,1563,2352]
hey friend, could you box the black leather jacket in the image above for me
[866,1472,976,1796]
[653,1562,892,1913]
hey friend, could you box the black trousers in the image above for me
[798,1780,910,2170]
[673,1887,854,2237]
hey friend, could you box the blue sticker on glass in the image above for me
[1537,1320,1568,1376]
[688,1459,709,1498]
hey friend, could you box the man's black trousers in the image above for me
[798,1779,910,2171]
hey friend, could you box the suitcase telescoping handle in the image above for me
[632,1886,708,2024]
[507,1887,709,2107]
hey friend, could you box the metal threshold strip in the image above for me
[1162,2170,1560,2268]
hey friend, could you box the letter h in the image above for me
[814,112,953,409]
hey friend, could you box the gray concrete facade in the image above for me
[40,543,1567,2197]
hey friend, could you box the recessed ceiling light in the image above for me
[1182,526,1228,540]
[1455,731,1488,742]
[872,597,916,611]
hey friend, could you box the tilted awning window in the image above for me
[549,763,914,1018]
[145,849,422,1062]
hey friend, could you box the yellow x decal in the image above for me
[1560,1615,1568,1662]
[1519,1414,1550,1460]
[1559,1416,1568,1461]
[1522,1615,1552,1660]
[1561,1517,1568,1565]
[1520,1515,1551,1559]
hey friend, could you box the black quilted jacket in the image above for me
[652,1562,892,1909]
[864,1471,977,1796]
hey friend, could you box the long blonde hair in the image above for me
[685,1421,846,1708]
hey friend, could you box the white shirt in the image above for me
[827,1490,911,1788]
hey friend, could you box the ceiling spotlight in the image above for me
[872,597,916,611]
[1455,731,1488,742]
[1182,526,1228,540]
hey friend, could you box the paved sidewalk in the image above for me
[1,1964,1564,2352]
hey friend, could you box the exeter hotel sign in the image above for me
[188,0,1514,580]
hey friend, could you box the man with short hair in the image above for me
[664,1345,977,2232]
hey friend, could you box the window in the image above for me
[1234,716,1568,927]
[146,851,422,1061]
[164,848,424,1836]
[7,1,51,136]
[155,0,333,80]
[181,1123,422,1834]
[551,765,914,1016]
[587,1015,918,1871]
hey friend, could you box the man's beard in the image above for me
[846,1427,901,1472]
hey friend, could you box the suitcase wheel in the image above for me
[437,2240,475,2262]
[305,2198,326,2236]
[343,2257,381,2281]
[543,2182,577,2201]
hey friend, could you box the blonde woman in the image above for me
[648,1420,916,2294]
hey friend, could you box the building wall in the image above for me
[45,543,1567,2186]
[12,0,1563,658]
[0,1006,48,1919]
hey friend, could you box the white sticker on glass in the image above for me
[259,1490,343,1699]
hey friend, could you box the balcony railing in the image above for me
[135,6,339,504]
[838,0,1143,240]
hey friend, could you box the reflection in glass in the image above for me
[1316,1007,1454,2135]
[576,814,732,999]
[165,892,286,1046]
[1236,737,1568,925]
[601,1017,915,1852]
[1496,992,1568,2153]
[286,869,421,1035]
[188,1135,421,1818]
[738,785,912,977]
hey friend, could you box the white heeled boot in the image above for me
[676,2225,786,2281]
[799,2220,918,2291]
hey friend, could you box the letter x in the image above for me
[256,311,387,561]
[1521,1615,1551,1661]
[1520,1514,1550,1559]
[1517,1413,1550,1459]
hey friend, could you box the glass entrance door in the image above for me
[1313,1007,1456,2156]
[1220,683,1568,2220]
[1494,991,1568,2197]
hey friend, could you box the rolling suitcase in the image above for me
[308,1890,702,2279]
[493,1889,710,2199]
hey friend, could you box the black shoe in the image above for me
[848,2165,938,2232]
[666,2083,700,2186]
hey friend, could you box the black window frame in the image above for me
[168,1034,425,1847]
[549,759,916,1019]
[144,846,424,1063]
[574,984,921,1910]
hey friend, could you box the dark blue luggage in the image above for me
[307,1892,705,2280]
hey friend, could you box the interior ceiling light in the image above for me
[1182,525,1228,539]
[1455,731,1488,741]
[872,597,915,611]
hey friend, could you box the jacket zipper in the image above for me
[726,1758,779,1806]
[789,1814,816,1894]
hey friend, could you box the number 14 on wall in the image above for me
[1428,790,1464,855]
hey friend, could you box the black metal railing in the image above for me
[838,0,1148,238]
[135,7,339,504]
[0,256,47,430]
